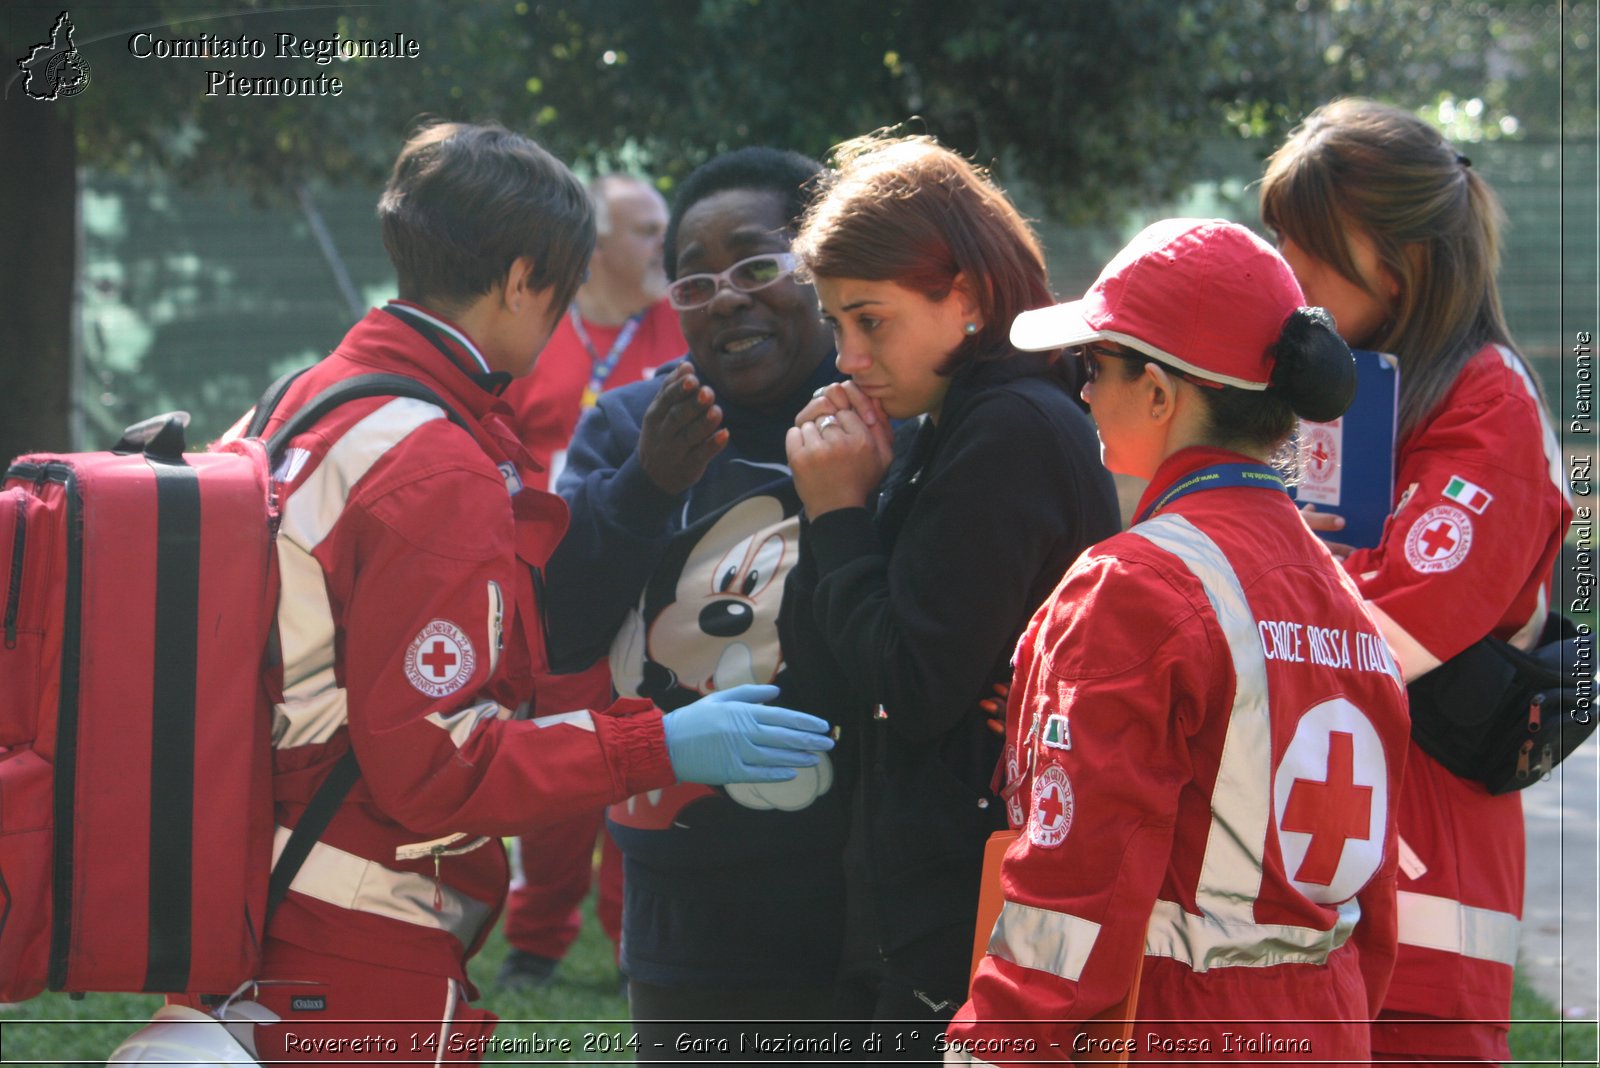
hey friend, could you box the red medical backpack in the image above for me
[0,373,462,1001]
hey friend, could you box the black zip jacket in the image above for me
[778,347,1121,953]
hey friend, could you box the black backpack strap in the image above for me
[246,367,312,439]
[265,748,360,923]
[261,373,473,465]
[256,371,475,923]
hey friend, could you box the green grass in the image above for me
[2,895,1596,1064]
[0,896,631,1065]
[1509,978,1599,1068]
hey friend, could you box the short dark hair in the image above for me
[793,133,1053,376]
[664,147,824,279]
[377,120,594,314]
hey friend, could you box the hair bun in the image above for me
[1271,307,1356,423]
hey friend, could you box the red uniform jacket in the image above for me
[1347,344,1572,1060]
[949,448,1410,1064]
[251,304,676,983]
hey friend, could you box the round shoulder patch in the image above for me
[405,620,477,698]
[1403,504,1473,573]
[1273,697,1389,904]
[1028,764,1075,849]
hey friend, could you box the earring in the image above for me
[963,322,979,336]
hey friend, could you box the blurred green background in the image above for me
[0,2,1595,1063]
[1,1,1594,456]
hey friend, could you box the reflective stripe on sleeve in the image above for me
[274,397,452,749]
[987,901,1102,983]
[425,699,515,748]
[1396,890,1520,965]
[531,710,597,731]
[1130,515,1272,921]
[1496,344,1568,502]
[271,826,492,947]
[943,1054,997,1068]
[1509,586,1548,653]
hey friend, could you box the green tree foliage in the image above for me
[0,0,1591,458]
[60,0,1597,215]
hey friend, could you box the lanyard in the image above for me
[570,306,644,408]
[1133,462,1288,525]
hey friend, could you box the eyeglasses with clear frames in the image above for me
[667,253,801,311]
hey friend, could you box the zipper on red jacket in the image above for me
[3,487,27,648]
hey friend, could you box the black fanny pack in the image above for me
[1406,611,1595,794]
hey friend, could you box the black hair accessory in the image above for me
[1271,307,1354,423]
[1456,153,1472,168]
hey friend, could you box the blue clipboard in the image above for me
[1290,350,1400,549]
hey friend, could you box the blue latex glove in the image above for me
[662,684,835,786]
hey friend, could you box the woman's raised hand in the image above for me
[637,363,728,495]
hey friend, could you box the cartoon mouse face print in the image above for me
[647,494,791,695]
[609,492,832,812]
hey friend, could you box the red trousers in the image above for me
[1372,1012,1508,1067]
[505,809,623,960]
[504,663,623,961]
[180,940,497,1065]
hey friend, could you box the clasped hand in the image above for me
[785,381,894,516]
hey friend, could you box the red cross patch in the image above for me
[405,619,477,698]
[1273,698,1388,904]
[1281,731,1372,885]
[1403,504,1473,573]
[1028,764,1075,849]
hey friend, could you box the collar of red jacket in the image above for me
[325,305,571,556]
[1136,445,1278,519]
[330,303,515,424]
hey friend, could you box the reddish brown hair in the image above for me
[794,133,1052,374]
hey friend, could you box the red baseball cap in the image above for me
[1010,218,1306,390]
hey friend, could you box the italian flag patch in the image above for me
[1443,475,1493,514]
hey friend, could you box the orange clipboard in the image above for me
[970,829,1143,1064]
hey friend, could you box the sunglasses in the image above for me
[1075,343,1139,383]
[667,253,801,311]
[1074,343,1224,390]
